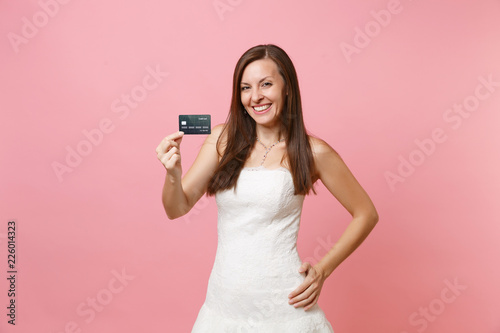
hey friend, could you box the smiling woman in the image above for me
[207,44,317,196]
[156,44,379,332]
[240,61,285,120]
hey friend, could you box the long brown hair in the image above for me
[206,44,317,196]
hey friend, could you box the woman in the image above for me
[156,44,379,332]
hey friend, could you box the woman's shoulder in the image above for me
[206,123,228,157]
[205,123,227,143]
[211,123,226,134]
[307,134,339,157]
[307,135,343,180]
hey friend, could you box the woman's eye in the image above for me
[241,86,249,91]
[263,82,272,87]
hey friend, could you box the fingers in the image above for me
[289,280,307,299]
[303,294,319,311]
[172,130,184,139]
[289,283,314,303]
[288,263,324,311]
[298,262,311,273]
[156,131,184,155]
[162,146,180,161]
[166,131,184,147]
[289,285,317,310]
[164,130,184,141]
[289,262,312,298]
[156,131,183,171]
[159,146,180,165]
[161,150,181,170]
[156,140,177,155]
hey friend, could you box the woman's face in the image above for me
[240,58,286,129]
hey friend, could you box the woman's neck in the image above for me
[255,125,284,146]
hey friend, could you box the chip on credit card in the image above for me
[179,115,211,135]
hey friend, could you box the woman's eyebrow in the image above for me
[240,76,273,85]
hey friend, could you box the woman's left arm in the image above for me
[288,137,379,310]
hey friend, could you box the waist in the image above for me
[210,248,302,285]
[204,265,317,324]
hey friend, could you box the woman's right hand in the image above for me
[156,131,184,180]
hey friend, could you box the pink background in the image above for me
[1,0,499,332]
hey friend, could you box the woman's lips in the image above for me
[252,103,272,114]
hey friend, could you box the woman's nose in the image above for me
[251,89,263,103]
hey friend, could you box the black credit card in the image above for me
[179,115,211,135]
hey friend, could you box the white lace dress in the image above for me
[191,166,334,332]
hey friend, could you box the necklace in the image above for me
[256,137,284,166]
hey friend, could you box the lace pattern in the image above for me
[191,166,334,332]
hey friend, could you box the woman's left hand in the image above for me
[288,262,327,311]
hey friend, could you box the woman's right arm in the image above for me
[156,124,225,220]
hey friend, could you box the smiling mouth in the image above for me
[252,104,272,112]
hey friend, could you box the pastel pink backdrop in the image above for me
[1,0,499,332]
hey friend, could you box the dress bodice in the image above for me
[191,166,334,332]
[214,166,305,279]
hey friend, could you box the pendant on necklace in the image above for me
[256,137,284,166]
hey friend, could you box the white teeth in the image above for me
[253,104,271,112]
